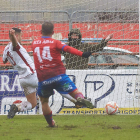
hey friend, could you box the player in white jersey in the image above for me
[3,28,38,119]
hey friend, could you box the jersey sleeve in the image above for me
[56,40,83,57]
[3,48,7,62]
[56,40,68,50]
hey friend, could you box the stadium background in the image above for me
[0,1,140,140]
[0,0,139,68]
[0,0,139,115]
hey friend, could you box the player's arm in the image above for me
[3,48,8,64]
[3,58,8,64]
[57,40,92,58]
[9,29,18,48]
[61,42,68,55]
[62,45,91,58]
[87,34,113,52]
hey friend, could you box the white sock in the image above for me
[61,94,77,103]
[18,101,32,112]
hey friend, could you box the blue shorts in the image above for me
[37,74,77,98]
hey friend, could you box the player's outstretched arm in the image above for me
[82,52,92,58]
[9,29,18,48]
[87,34,113,53]
[63,45,92,58]
[105,34,113,42]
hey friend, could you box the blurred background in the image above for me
[0,0,139,69]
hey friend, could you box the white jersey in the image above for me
[3,42,36,78]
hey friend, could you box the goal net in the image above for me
[0,0,139,115]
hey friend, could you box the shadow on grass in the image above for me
[63,125,78,130]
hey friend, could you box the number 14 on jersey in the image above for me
[34,46,53,63]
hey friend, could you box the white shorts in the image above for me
[19,72,38,96]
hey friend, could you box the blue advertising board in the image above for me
[0,70,24,114]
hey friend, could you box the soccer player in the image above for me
[32,22,94,127]
[3,28,38,119]
[63,28,113,69]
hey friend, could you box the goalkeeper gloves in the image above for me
[82,52,92,58]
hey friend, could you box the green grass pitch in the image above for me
[0,115,140,140]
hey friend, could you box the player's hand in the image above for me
[105,34,113,42]
[82,52,92,58]
[9,29,15,36]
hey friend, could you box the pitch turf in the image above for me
[0,115,140,140]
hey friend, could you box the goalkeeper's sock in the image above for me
[43,111,54,126]
[74,92,84,100]
[18,101,32,112]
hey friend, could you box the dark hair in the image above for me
[42,22,54,35]
[9,28,21,37]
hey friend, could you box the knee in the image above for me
[40,98,49,105]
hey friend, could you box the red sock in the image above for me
[74,92,84,99]
[43,111,53,126]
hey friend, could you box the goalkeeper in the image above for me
[62,28,113,69]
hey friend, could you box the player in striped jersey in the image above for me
[3,28,38,119]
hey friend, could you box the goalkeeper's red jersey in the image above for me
[32,36,83,82]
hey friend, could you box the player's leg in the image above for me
[18,73,38,111]
[69,89,84,99]
[61,93,83,108]
[61,94,77,103]
[61,94,86,108]
[37,81,55,127]
[56,74,94,109]
[69,89,94,109]
[7,73,38,119]
[7,89,37,119]
[19,91,37,112]
[61,90,93,108]
[39,96,55,127]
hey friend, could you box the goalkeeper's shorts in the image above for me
[37,74,77,98]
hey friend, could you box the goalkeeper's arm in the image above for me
[87,34,113,53]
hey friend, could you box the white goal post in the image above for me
[0,0,139,115]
